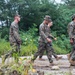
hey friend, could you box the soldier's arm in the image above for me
[49,34,54,39]
[40,25,47,39]
[40,25,52,42]
[12,26,21,43]
[68,24,73,39]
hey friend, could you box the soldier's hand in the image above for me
[70,39,73,44]
[54,38,57,40]
[47,38,52,42]
[18,40,22,44]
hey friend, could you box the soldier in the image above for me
[67,14,75,66]
[31,15,60,66]
[2,14,21,62]
[39,21,62,61]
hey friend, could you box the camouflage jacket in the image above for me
[68,21,75,39]
[39,23,54,43]
[9,21,21,45]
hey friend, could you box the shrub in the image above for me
[21,42,37,56]
[53,44,68,54]
[0,26,71,56]
[1,27,9,41]
[53,34,71,53]
[0,39,11,56]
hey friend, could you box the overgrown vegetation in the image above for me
[0,0,74,55]
[0,0,75,74]
[0,24,71,56]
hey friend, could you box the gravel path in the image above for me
[32,55,75,75]
[0,55,75,75]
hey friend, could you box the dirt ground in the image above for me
[32,55,75,75]
[0,55,75,75]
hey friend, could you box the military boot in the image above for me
[56,56,62,61]
[38,58,45,61]
[69,59,75,66]
[49,62,55,66]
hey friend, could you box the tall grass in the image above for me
[0,39,11,56]
[0,25,71,56]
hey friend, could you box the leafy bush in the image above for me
[1,27,9,41]
[0,39,11,56]
[0,26,71,56]
[53,44,68,54]
[19,24,38,56]
[21,42,37,56]
[54,34,71,53]
[20,24,38,46]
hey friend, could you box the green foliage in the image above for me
[20,24,38,55]
[53,44,68,54]
[0,32,70,57]
[0,38,37,57]
[63,0,75,7]
[0,0,75,37]
[0,0,75,56]
[54,34,71,53]
[21,42,37,56]
[0,25,38,56]
[20,24,38,46]
[0,39,11,56]
[1,27,9,41]
[0,25,72,56]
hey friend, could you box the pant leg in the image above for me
[5,43,17,59]
[70,39,75,61]
[16,43,21,54]
[51,46,57,58]
[39,47,46,58]
[45,43,53,63]
[70,46,75,60]
[47,43,57,58]
[39,47,56,59]
[39,51,44,58]
[32,42,45,61]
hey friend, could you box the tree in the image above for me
[62,0,75,7]
[0,0,72,38]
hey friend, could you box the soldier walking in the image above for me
[38,20,62,61]
[67,14,75,66]
[2,14,21,62]
[31,15,61,66]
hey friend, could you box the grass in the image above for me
[0,39,11,56]
[21,42,37,56]
[53,44,69,54]
[0,39,69,57]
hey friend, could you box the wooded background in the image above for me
[0,0,75,56]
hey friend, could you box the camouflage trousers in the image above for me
[39,42,57,59]
[33,41,56,63]
[5,42,20,59]
[68,39,75,65]
[70,39,75,61]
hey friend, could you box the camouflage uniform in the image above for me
[32,23,54,63]
[68,21,75,65]
[39,25,57,59]
[5,21,21,59]
[47,27,57,58]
